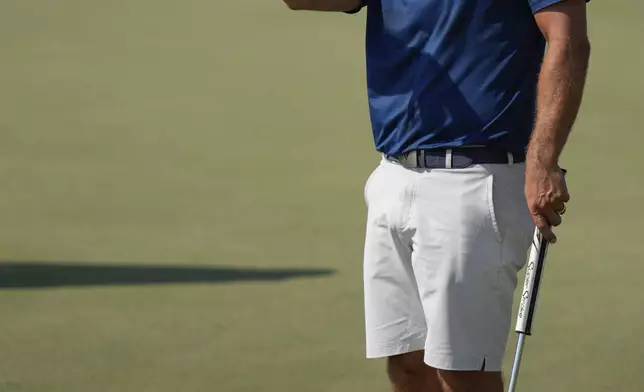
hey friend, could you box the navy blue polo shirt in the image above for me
[350,0,567,156]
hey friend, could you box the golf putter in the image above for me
[507,226,549,392]
[508,169,566,392]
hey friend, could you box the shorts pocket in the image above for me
[486,173,503,243]
[487,165,534,271]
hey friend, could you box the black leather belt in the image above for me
[385,147,525,169]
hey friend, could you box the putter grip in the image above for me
[515,227,549,335]
[515,168,566,335]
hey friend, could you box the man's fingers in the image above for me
[533,214,557,243]
[557,172,571,203]
[543,208,562,227]
[561,192,571,203]
[553,201,566,215]
[559,189,571,203]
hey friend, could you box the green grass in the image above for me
[0,1,642,391]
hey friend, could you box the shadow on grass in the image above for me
[0,262,335,289]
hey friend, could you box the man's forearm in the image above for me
[527,37,591,167]
[283,0,362,11]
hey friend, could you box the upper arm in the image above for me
[532,0,589,44]
[283,0,363,12]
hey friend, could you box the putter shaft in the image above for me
[508,333,526,392]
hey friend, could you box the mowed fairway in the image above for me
[0,1,642,391]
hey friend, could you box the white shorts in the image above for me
[363,157,534,372]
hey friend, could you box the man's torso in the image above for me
[364,0,546,156]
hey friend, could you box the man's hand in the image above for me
[283,0,362,12]
[527,0,590,242]
[525,165,570,243]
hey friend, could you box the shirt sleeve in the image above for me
[344,0,367,14]
[529,0,589,14]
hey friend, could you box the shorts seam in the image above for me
[366,337,426,358]
[371,338,425,349]
[425,351,503,372]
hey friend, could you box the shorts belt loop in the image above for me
[418,150,426,168]
[407,150,417,167]
[445,148,453,169]
[507,152,514,165]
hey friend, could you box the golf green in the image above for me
[0,1,642,391]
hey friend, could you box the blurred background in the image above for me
[0,1,642,391]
